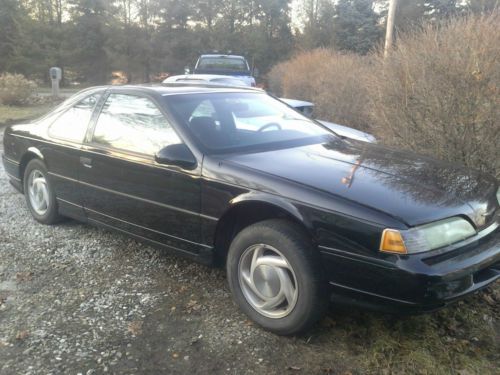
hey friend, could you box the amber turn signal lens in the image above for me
[379,229,407,254]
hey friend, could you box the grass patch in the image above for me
[347,284,498,374]
[0,103,57,126]
[303,282,499,375]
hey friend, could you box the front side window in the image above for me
[92,94,181,155]
[166,92,333,153]
[48,93,101,142]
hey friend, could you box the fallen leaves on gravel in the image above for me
[185,299,201,313]
[127,321,143,336]
[481,293,496,306]
[15,330,29,340]
[15,271,33,282]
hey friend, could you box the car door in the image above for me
[43,90,104,219]
[78,91,205,256]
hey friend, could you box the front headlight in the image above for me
[380,217,476,254]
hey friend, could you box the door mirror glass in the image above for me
[155,143,197,170]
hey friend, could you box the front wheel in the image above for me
[226,219,326,335]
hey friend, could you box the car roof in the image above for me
[199,54,246,60]
[163,74,250,87]
[102,83,262,96]
[164,74,246,82]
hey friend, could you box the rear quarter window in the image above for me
[48,93,101,142]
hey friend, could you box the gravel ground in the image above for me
[1,126,499,375]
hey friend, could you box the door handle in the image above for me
[80,156,92,168]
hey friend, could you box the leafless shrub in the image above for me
[367,13,500,177]
[268,13,500,177]
[267,61,288,96]
[0,73,37,106]
[267,49,373,132]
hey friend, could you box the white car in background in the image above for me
[162,77,376,143]
[163,74,248,87]
[279,99,377,143]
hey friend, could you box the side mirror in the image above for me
[155,144,197,170]
[253,67,259,78]
[184,66,191,74]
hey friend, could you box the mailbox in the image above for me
[50,67,62,80]
[49,67,62,97]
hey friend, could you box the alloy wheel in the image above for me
[28,169,50,216]
[238,244,298,319]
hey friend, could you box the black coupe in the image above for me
[2,85,499,335]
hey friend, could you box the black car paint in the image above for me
[2,85,499,313]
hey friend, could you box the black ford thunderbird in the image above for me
[2,85,499,335]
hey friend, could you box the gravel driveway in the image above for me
[1,126,499,375]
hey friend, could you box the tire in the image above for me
[23,159,62,224]
[226,219,326,335]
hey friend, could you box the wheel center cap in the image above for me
[253,265,280,298]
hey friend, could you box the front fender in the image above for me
[26,146,44,160]
[229,191,309,230]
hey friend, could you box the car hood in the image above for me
[222,138,498,228]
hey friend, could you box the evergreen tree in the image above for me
[0,0,26,72]
[333,0,382,54]
[0,0,496,83]
[67,0,111,83]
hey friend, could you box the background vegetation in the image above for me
[0,1,498,175]
[269,12,500,178]
[0,0,498,84]
[0,73,37,105]
[0,1,499,374]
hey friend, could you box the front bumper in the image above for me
[319,220,500,313]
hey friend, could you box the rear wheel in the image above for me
[23,159,62,224]
[226,219,326,335]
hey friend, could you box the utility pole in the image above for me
[384,0,398,57]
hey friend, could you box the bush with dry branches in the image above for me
[368,13,500,177]
[268,13,500,177]
[268,49,373,132]
[0,73,37,106]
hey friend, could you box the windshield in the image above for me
[197,57,249,72]
[165,92,333,153]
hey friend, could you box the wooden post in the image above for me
[384,0,398,57]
